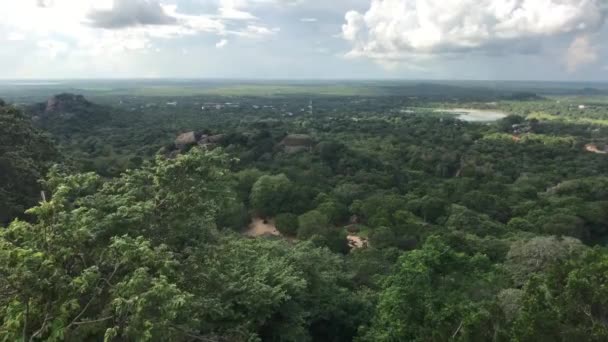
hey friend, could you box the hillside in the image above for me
[28,93,111,134]
[0,100,59,224]
[1,84,608,341]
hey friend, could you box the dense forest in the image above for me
[2,83,608,341]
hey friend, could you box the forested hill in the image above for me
[27,93,112,135]
[0,100,58,224]
[1,89,608,341]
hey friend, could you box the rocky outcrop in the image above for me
[173,131,226,151]
[28,94,108,133]
[175,131,199,147]
[44,93,93,114]
[279,134,313,154]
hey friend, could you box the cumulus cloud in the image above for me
[218,0,258,20]
[342,10,363,41]
[87,0,177,29]
[0,0,281,62]
[342,0,608,63]
[216,38,228,48]
[565,35,598,72]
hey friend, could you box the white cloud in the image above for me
[0,0,93,35]
[7,32,26,41]
[342,10,363,41]
[37,39,69,59]
[300,17,318,23]
[0,0,281,62]
[216,38,228,48]
[565,35,598,72]
[342,0,608,64]
[218,0,258,20]
[87,0,177,29]
[233,24,280,38]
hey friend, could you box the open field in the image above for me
[4,79,608,102]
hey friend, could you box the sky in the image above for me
[1,0,608,80]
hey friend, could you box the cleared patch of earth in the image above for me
[244,218,281,237]
[585,144,607,154]
[244,218,367,249]
[347,235,367,249]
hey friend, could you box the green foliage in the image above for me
[294,209,349,253]
[0,147,374,341]
[5,86,608,341]
[182,237,369,341]
[275,213,298,236]
[445,204,505,237]
[363,236,500,341]
[497,114,525,132]
[441,231,510,262]
[368,227,396,249]
[310,228,350,255]
[297,210,329,239]
[0,149,230,340]
[216,199,248,231]
[511,248,608,341]
[250,174,293,217]
[234,168,264,205]
[316,199,349,225]
[505,236,586,287]
[0,104,58,224]
[416,195,447,222]
[346,247,401,289]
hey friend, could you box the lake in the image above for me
[435,108,507,122]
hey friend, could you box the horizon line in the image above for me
[1,77,608,84]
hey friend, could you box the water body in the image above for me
[435,108,507,122]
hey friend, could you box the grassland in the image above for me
[527,111,608,127]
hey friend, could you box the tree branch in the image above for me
[71,316,114,326]
[66,263,120,330]
[29,311,51,342]
[22,298,29,342]
[452,320,463,339]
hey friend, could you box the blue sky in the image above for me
[1,0,607,80]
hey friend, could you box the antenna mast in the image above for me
[309,99,313,117]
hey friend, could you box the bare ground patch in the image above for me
[244,218,281,237]
[585,144,607,154]
[347,235,367,249]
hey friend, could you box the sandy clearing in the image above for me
[347,235,367,249]
[245,218,281,237]
[585,144,607,154]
